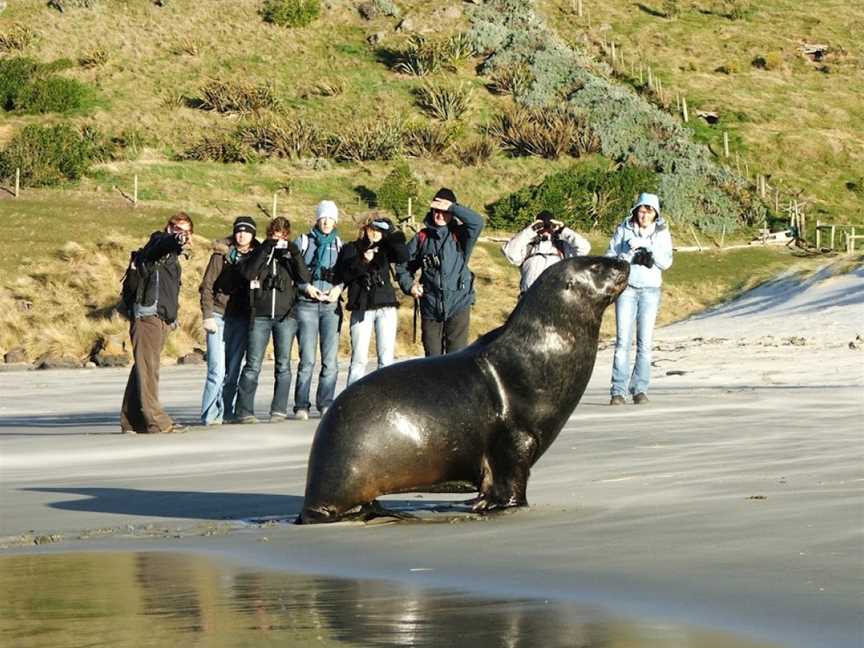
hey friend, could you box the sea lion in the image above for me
[297,256,629,523]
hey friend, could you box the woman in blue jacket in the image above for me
[605,193,674,405]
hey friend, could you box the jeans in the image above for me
[294,300,341,413]
[235,315,298,418]
[611,286,661,397]
[200,313,249,425]
[347,307,397,386]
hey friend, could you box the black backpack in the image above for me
[119,249,149,319]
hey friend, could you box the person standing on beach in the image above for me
[198,216,259,426]
[234,217,311,423]
[395,188,484,356]
[121,212,194,434]
[502,210,591,294]
[336,214,409,385]
[292,201,344,420]
[605,192,673,405]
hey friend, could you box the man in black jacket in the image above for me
[121,212,193,434]
[234,217,311,423]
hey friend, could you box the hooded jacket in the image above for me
[604,215,673,288]
[134,231,184,324]
[503,223,591,293]
[199,237,259,319]
[337,230,409,312]
[395,204,484,321]
[242,239,311,320]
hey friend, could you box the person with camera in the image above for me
[605,192,674,405]
[198,215,259,427]
[121,212,194,434]
[336,213,410,385]
[395,188,484,357]
[292,200,344,420]
[234,217,311,423]
[502,210,591,294]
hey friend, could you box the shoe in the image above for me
[633,393,649,405]
[609,395,626,406]
[121,428,138,435]
[164,424,190,434]
[202,420,223,427]
[270,412,289,422]
[294,409,309,421]
[236,415,258,424]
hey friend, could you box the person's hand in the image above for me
[326,285,342,302]
[306,285,323,300]
[363,247,377,262]
[430,197,453,212]
[410,283,424,298]
[531,219,544,232]
[550,219,564,231]
[202,318,218,334]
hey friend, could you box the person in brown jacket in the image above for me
[121,212,193,434]
[198,216,258,425]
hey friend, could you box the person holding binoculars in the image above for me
[234,217,311,423]
[335,213,409,385]
[605,192,674,405]
[502,210,592,294]
[396,188,484,357]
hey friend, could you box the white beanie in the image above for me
[316,200,339,223]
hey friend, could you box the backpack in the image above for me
[119,249,154,320]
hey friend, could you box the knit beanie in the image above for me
[233,215,257,235]
[316,200,339,223]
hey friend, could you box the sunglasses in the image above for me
[371,220,390,231]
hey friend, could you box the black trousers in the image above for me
[421,307,471,357]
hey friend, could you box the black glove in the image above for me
[630,248,655,268]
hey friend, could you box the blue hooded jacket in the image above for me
[604,215,673,288]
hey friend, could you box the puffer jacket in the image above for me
[242,239,311,320]
[199,237,259,319]
[503,223,591,293]
[604,215,673,288]
[337,231,410,312]
[395,204,484,321]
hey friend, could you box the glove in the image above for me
[203,318,218,334]
[630,248,655,268]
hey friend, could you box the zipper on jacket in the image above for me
[271,257,276,319]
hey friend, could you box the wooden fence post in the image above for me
[272,192,278,218]
[133,175,138,207]
[723,132,730,158]
[681,97,689,122]
[15,168,20,198]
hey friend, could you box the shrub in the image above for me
[0,57,39,110]
[236,116,324,158]
[487,106,599,159]
[12,76,96,114]
[0,124,99,186]
[195,78,280,114]
[487,63,532,97]
[260,0,321,28]
[415,81,472,121]
[179,135,256,164]
[402,121,454,157]
[377,161,419,219]
[78,46,109,69]
[487,160,658,233]
[453,136,497,167]
[327,118,404,162]
[358,0,400,19]
[392,35,451,76]
[0,24,35,53]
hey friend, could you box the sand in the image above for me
[1,263,862,648]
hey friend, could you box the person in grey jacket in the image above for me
[502,210,591,294]
[395,187,484,356]
[605,192,674,405]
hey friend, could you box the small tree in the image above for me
[376,161,418,220]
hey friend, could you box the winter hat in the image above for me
[316,200,339,223]
[630,193,661,218]
[233,215,257,235]
[433,187,457,204]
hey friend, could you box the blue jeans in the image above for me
[611,286,661,397]
[347,307,398,386]
[294,300,341,413]
[235,315,298,419]
[201,314,250,424]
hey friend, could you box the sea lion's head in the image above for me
[526,256,629,314]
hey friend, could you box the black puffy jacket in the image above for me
[242,239,311,320]
[336,231,409,312]
[136,231,185,324]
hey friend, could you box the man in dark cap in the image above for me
[396,188,484,356]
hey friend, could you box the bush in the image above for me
[487,160,658,233]
[0,57,39,110]
[78,46,109,69]
[392,35,452,76]
[487,106,599,159]
[487,63,532,97]
[0,24,35,53]
[260,0,321,28]
[12,76,96,114]
[377,161,419,219]
[179,135,256,164]
[195,78,280,114]
[453,136,497,167]
[402,121,454,157]
[415,81,472,121]
[236,116,324,158]
[327,118,404,162]
[0,124,99,186]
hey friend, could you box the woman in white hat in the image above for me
[605,192,674,405]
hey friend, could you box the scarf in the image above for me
[310,228,337,280]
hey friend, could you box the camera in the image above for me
[263,274,288,291]
[630,248,655,268]
[421,253,441,271]
[363,271,386,291]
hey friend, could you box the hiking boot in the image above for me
[609,395,626,406]
[633,393,649,405]
[270,412,289,423]
[235,415,258,425]
[294,409,309,421]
